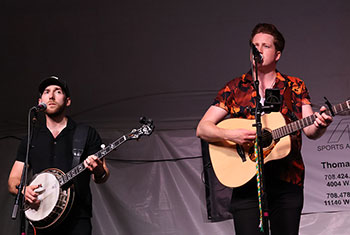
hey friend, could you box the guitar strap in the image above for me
[72,124,89,168]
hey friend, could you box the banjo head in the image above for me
[25,172,60,221]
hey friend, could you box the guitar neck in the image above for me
[58,135,129,187]
[272,100,350,140]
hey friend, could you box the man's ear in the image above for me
[66,97,72,107]
[38,98,42,104]
[275,51,281,62]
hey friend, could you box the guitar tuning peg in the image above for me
[147,118,153,125]
[139,116,153,125]
[101,144,106,149]
[139,116,148,124]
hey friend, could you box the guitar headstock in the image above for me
[128,117,155,140]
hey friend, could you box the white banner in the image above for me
[303,116,350,213]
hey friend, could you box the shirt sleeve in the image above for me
[16,136,28,163]
[212,83,233,113]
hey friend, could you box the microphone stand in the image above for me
[251,56,270,235]
[11,107,38,235]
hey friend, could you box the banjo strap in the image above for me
[72,124,89,168]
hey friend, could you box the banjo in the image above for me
[25,117,154,230]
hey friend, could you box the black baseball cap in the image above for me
[38,76,70,97]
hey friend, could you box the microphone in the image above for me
[31,102,47,112]
[251,43,263,64]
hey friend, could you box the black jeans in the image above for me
[231,178,304,235]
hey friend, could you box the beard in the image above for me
[45,102,67,118]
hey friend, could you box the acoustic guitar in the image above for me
[208,100,350,188]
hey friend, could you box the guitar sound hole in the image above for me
[261,129,273,148]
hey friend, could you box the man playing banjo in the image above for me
[8,76,110,235]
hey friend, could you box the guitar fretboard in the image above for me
[58,135,128,187]
[272,100,350,140]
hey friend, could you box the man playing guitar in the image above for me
[196,23,333,235]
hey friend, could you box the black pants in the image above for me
[231,179,303,235]
[27,217,92,235]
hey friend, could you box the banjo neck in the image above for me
[58,134,128,187]
[57,118,154,188]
